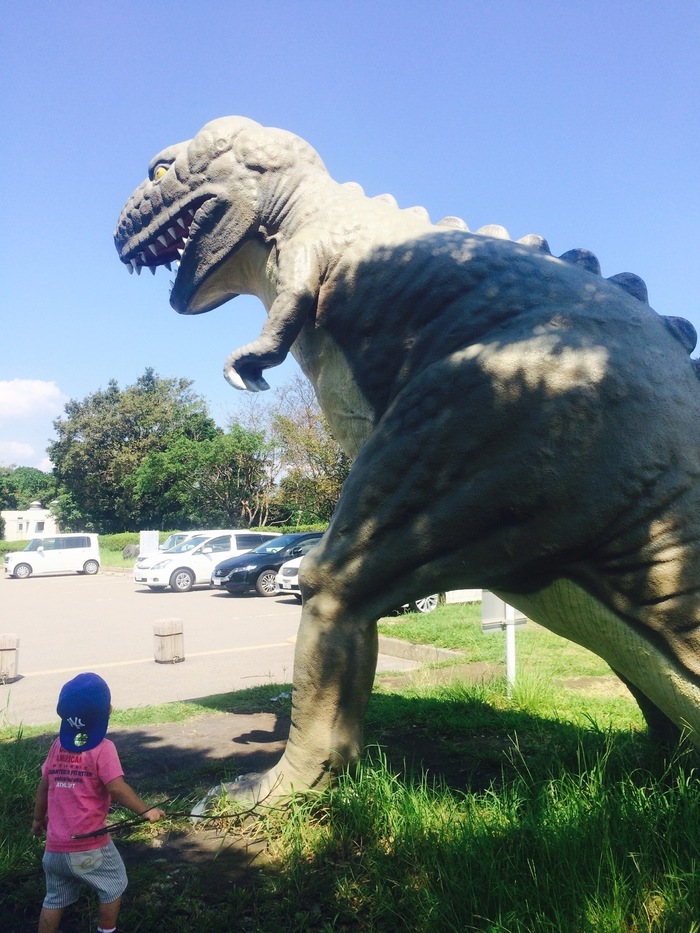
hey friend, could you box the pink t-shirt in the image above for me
[41,737,124,852]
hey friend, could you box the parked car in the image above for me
[274,541,321,602]
[134,529,230,570]
[404,594,440,613]
[158,531,195,552]
[211,532,324,596]
[133,530,281,592]
[4,534,101,579]
[275,552,440,613]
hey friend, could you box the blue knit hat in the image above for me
[57,672,111,752]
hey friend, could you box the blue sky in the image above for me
[2,1,698,469]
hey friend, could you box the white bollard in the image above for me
[0,634,20,683]
[153,619,185,664]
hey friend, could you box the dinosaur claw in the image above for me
[224,367,248,391]
[223,364,270,393]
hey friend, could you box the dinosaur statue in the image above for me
[115,116,700,800]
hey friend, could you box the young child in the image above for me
[32,672,165,933]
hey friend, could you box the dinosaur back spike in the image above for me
[373,193,399,208]
[405,206,431,221]
[436,215,470,232]
[559,248,602,276]
[476,224,510,240]
[607,272,649,304]
[663,316,698,355]
[517,233,551,254]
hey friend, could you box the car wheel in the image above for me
[83,560,99,575]
[294,594,303,604]
[148,585,166,591]
[255,569,278,597]
[13,563,32,579]
[170,568,195,592]
[409,594,440,613]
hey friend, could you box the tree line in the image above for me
[0,368,351,536]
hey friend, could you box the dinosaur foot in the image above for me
[191,761,330,821]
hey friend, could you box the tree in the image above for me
[134,426,275,528]
[48,369,218,532]
[0,466,56,510]
[233,374,352,524]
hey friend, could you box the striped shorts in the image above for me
[42,840,128,908]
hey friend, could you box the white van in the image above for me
[4,534,101,579]
[133,530,281,592]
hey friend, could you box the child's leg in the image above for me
[97,895,122,930]
[38,906,63,932]
[41,851,80,931]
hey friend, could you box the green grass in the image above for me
[3,605,700,931]
[100,547,135,569]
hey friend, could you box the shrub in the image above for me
[0,540,29,557]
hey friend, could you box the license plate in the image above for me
[211,578,224,586]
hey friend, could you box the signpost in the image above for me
[481,591,527,696]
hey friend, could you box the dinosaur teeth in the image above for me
[134,263,142,276]
[148,244,158,256]
[157,235,168,248]
[168,227,177,239]
[126,262,134,274]
[177,217,187,230]
[165,261,172,271]
[149,266,157,276]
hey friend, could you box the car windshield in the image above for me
[252,534,315,555]
[24,538,43,551]
[168,535,208,553]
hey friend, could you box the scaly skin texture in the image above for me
[116,117,700,800]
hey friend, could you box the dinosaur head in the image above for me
[114,116,328,315]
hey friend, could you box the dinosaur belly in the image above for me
[291,325,375,460]
[498,579,700,741]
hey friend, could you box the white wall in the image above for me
[1,503,59,541]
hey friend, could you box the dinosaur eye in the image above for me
[152,164,168,181]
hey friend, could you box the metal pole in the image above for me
[505,621,516,697]
[504,602,518,696]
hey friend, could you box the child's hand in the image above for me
[143,807,166,823]
[32,817,47,836]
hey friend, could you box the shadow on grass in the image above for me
[4,684,698,932]
[8,679,666,799]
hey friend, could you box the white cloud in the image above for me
[0,440,35,463]
[0,379,67,421]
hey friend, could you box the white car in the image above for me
[134,530,280,592]
[4,534,101,579]
[134,529,229,570]
[275,554,305,602]
[275,552,440,613]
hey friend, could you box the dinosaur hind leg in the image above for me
[611,668,681,746]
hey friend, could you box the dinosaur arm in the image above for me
[223,289,314,391]
[224,239,323,392]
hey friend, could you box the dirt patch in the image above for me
[561,675,633,698]
[111,711,291,787]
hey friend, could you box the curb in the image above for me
[93,582,463,664]
[378,635,463,663]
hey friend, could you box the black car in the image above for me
[210,532,324,596]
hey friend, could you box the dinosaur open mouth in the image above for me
[121,197,209,277]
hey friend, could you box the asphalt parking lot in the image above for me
[0,570,420,728]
